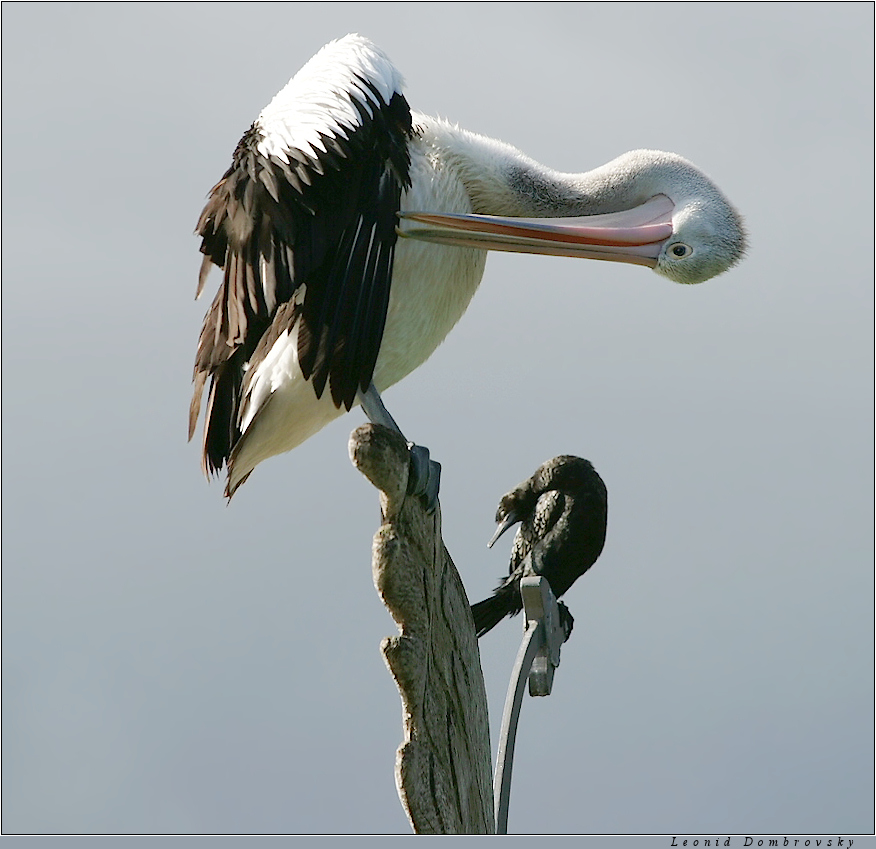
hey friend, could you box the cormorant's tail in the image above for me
[472,584,576,641]
[471,582,521,637]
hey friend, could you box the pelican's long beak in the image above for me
[399,194,674,268]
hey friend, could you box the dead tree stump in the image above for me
[349,424,494,834]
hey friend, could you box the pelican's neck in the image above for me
[416,114,689,219]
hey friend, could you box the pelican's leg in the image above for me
[357,383,441,510]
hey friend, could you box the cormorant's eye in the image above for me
[670,243,693,258]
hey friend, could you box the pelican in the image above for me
[189,34,746,500]
[472,456,608,638]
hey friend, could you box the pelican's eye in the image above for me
[669,243,693,258]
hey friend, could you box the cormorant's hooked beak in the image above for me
[488,512,521,549]
[399,195,674,268]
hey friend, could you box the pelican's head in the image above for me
[613,150,748,285]
[398,149,746,285]
[653,198,747,285]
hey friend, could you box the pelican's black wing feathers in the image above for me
[189,39,413,477]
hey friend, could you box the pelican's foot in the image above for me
[407,443,441,512]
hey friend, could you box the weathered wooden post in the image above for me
[349,423,495,834]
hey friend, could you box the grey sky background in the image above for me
[2,2,873,838]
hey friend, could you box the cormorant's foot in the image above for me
[557,601,574,643]
[406,443,441,512]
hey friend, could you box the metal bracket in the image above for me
[520,574,566,696]
[493,574,565,834]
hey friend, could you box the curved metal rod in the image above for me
[493,620,543,834]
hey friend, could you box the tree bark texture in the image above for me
[349,424,495,834]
